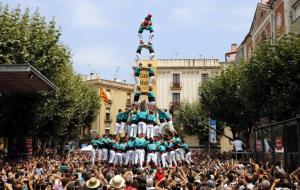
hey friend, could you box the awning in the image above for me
[0,64,56,93]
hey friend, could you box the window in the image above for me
[126,93,131,105]
[173,74,180,84]
[105,108,110,120]
[172,93,180,103]
[201,73,209,85]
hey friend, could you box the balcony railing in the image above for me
[170,101,181,107]
[170,82,182,90]
[105,117,112,123]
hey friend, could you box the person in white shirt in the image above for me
[231,138,244,152]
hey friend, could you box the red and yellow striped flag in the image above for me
[100,88,110,103]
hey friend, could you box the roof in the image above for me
[0,64,56,93]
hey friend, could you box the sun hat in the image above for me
[86,177,101,189]
[109,175,125,189]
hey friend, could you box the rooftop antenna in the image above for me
[88,63,94,75]
[197,54,203,59]
[173,52,179,58]
[114,66,120,80]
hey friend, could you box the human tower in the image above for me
[91,14,193,168]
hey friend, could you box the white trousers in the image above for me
[129,124,137,137]
[154,125,160,137]
[97,148,102,161]
[161,152,168,168]
[135,149,145,168]
[134,76,140,86]
[135,53,141,64]
[149,52,155,61]
[121,122,127,134]
[138,121,146,136]
[114,152,123,165]
[108,150,115,164]
[115,123,122,134]
[160,122,168,133]
[175,149,182,161]
[91,148,96,165]
[125,150,136,165]
[179,148,185,160]
[146,124,154,139]
[102,148,108,161]
[156,152,161,166]
[168,120,175,132]
[168,151,177,166]
[149,76,155,86]
[185,152,192,165]
[147,153,157,165]
[149,32,155,43]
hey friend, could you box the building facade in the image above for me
[156,59,222,111]
[81,74,134,139]
[236,0,299,60]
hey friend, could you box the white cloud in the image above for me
[64,0,112,28]
[72,46,120,73]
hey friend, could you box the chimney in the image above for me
[231,43,237,52]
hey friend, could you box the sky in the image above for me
[3,0,258,82]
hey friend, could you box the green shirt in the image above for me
[127,140,135,148]
[130,113,139,123]
[158,110,168,120]
[135,137,146,147]
[147,143,157,151]
[146,114,156,123]
[116,112,123,121]
[148,67,155,75]
[172,137,182,145]
[134,66,141,76]
[91,139,97,145]
[134,91,141,98]
[138,111,148,120]
[181,143,188,150]
[148,91,155,98]
[158,144,167,152]
[122,111,130,121]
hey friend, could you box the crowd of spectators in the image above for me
[0,149,299,190]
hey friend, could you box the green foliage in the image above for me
[245,34,300,120]
[199,34,300,137]
[0,4,100,141]
[173,101,208,140]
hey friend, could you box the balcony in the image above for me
[105,117,112,123]
[170,101,181,108]
[170,82,182,90]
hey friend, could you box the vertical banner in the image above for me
[25,138,32,158]
[256,140,262,152]
[275,136,283,151]
[139,60,157,99]
[209,119,217,143]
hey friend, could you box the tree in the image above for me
[173,101,208,142]
[244,34,300,121]
[199,34,300,140]
[0,4,100,151]
[199,65,251,138]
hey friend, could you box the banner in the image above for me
[276,136,283,150]
[100,88,110,103]
[256,140,262,152]
[139,60,157,98]
[209,119,217,143]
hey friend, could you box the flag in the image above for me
[100,88,110,103]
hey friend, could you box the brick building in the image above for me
[236,0,299,60]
